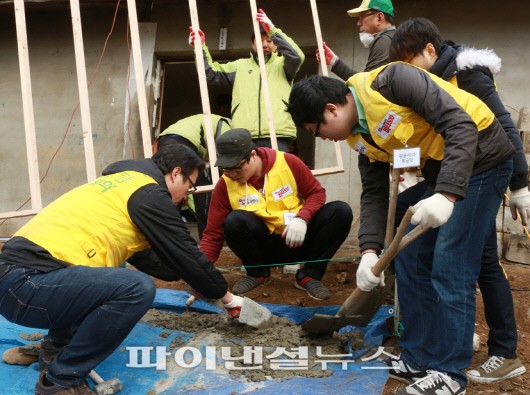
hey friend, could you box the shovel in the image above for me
[301,207,429,334]
[185,293,275,329]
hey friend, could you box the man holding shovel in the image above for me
[200,128,353,301]
[0,143,243,394]
[287,65,514,394]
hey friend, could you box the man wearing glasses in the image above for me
[317,0,396,79]
[200,128,353,300]
[0,143,244,394]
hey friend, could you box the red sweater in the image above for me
[200,148,326,262]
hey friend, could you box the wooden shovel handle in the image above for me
[337,207,429,317]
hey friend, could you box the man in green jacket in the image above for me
[189,9,304,152]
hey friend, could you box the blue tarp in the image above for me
[0,289,392,394]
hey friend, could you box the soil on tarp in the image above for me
[150,245,530,394]
[141,309,365,382]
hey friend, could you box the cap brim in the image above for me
[347,6,370,17]
[215,155,245,168]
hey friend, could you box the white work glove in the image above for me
[223,294,244,318]
[316,42,338,67]
[282,217,307,248]
[356,252,385,292]
[256,8,274,33]
[411,193,454,228]
[509,187,530,226]
[188,26,205,47]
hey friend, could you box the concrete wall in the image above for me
[1,0,529,240]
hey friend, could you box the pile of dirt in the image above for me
[141,309,365,382]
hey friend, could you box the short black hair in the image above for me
[152,142,205,176]
[250,24,268,42]
[287,75,350,127]
[389,17,443,62]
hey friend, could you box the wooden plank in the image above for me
[70,0,97,181]
[0,208,40,220]
[248,0,278,150]
[188,0,219,186]
[13,0,42,210]
[309,0,344,174]
[127,0,153,158]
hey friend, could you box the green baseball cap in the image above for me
[347,0,394,17]
[215,128,253,168]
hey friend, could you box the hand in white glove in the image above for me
[509,187,530,226]
[282,217,307,248]
[411,193,455,228]
[256,8,274,33]
[316,42,338,67]
[223,294,244,318]
[188,26,205,47]
[356,252,385,292]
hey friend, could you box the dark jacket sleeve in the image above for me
[269,27,305,82]
[331,58,356,81]
[128,184,227,299]
[374,63,478,198]
[128,249,181,282]
[457,68,528,190]
[358,154,390,253]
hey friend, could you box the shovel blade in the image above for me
[238,297,274,329]
[301,313,365,334]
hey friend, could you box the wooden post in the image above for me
[13,0,42,210]
[189,0,219,187]
[70,0,97,181]
[127,0,153,158]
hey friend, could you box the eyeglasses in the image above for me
[359,11,379,20]
[185,175,197,195]
[219,157,250,173]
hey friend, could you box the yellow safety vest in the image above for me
[224,152,304,234]
[15,171,156,267]
[346,63,495,164]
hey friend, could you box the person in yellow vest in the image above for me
[155,113,231,239]
[189,9,304,152]
[0,143,243,395]
[286,67,515,395]
[200,128,353,300]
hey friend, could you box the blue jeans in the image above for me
[394,159,513,387]
[0,264,155,387]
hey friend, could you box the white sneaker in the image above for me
[466,356,526,383]
[396,370,465,395]
[283,264,300,274]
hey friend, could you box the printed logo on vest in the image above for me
[353,140,368,155]
[237,194,260,207]
[272,184,293,201]
[375,111,402,139]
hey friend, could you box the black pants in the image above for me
[223,201,353,280]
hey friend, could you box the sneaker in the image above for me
[396,370,465,395]
[232,276,268,295]
[294,276,330,300]
[466,356,526,383]
[35,371,95,394]
[381,356,427,384]
[283,264,300,274]
[38,340,64,371]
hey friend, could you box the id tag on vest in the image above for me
[284,212,296,225]
[393,147,420,169]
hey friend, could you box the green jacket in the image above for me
[201,27,304,139]
[159,114,230,160]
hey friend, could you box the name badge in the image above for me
[394,147,420,169]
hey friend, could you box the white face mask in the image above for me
[359,32,375,48]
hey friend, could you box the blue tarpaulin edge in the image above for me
[0,289,391,395]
